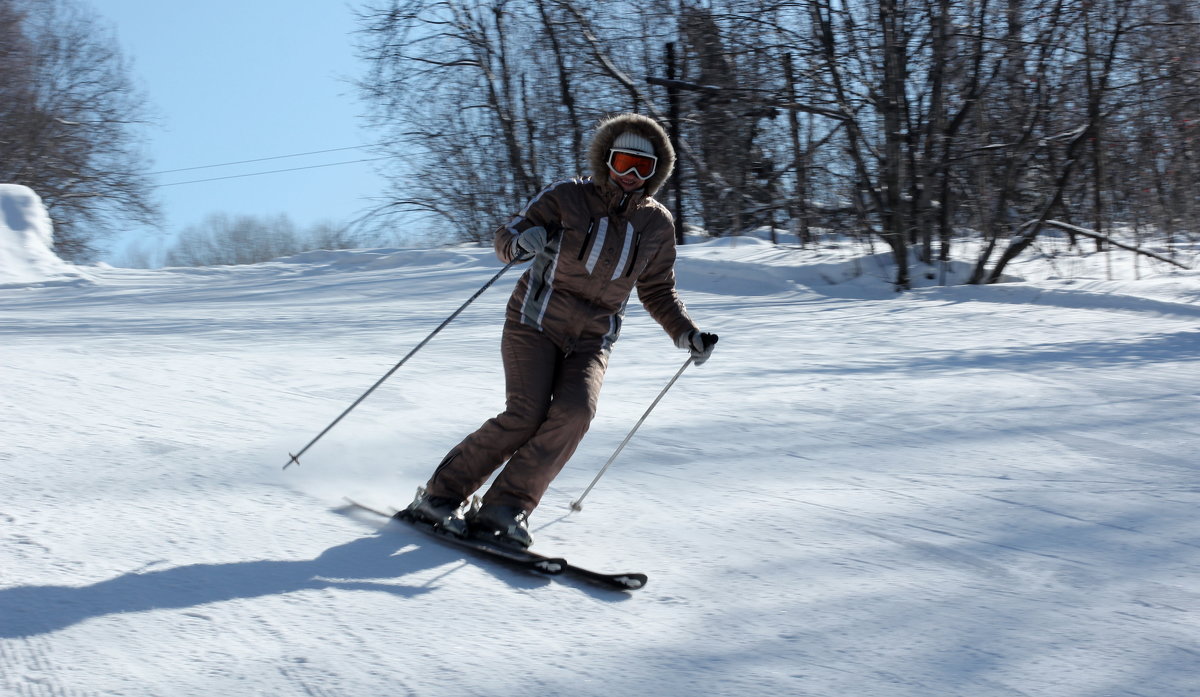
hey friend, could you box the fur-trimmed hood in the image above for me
[587,113,675,199]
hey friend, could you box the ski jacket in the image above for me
[493,114,697,353]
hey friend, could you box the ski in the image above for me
[343,498,647,591]
[344,498,566,574]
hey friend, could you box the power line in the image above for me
[153,156,394,188]
[149,144,386,176]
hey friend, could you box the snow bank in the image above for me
[0,184,86,285]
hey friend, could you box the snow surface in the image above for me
[2,215,1200,696]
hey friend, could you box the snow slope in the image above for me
[2,230,1199,696]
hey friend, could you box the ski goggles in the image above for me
[607,148,658,180]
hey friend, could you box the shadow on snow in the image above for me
[0,508,624,639]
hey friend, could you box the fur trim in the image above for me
[588,113,675,198]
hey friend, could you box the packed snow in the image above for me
[2,189,1199,696]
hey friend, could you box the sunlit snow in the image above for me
[2,186,1199,696]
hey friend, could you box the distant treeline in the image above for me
[355,0,1199,286]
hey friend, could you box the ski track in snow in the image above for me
[2,239,1199,696]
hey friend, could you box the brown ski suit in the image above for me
[425,113,699,513]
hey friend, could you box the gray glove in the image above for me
[676,330,719,365]
[511,226,548,261]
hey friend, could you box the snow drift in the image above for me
[0,184,87,285]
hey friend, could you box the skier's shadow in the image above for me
[0,511,546,639]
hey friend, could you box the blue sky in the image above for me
[90,0,390,264]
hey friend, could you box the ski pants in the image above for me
[426,319,610,512]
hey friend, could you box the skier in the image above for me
[405,112,718,548]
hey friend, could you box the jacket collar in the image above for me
[596,177,646,215]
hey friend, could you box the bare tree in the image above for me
[162,214,363,267]
[975,0,1194,282]
[0,0,159,261]
[357,0,599,242]
[1107,1,1200,254]
[354,0,1198,281]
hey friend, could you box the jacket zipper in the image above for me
[624,229,642,278]
[578,219,595,261]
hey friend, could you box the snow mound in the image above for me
[0,184,87,285]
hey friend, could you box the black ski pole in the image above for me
[570,356,694,511]
[283,257,518,469]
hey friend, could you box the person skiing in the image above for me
[404,112,718,548]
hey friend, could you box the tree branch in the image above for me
[1038,220,1190,269]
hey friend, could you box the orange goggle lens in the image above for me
[608,149,657,180]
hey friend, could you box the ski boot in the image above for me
[468,502,534,549]
[403,488,469,537]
